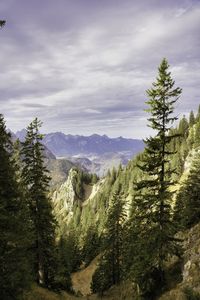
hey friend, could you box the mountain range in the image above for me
[41,132,144,157]
[15,130,144,177]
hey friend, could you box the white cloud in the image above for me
[0,0,200,137]
[84,109,102,114]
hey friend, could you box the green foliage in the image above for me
[91,255,113,296]
[92,183,126,294]
[71,168,99,199]
[92,173,98,184]
[175,151,200,229]
[128,59,182,298]
[189,111,195,127]
[82,225,101,266]
[188,127,195,149]
[21,118,57,288]
[0,114,32,299]
[184,287,200,300]
[179,116,189,139]
[58,230,82,274]
[196,104,200,122]
[194,120,200,148]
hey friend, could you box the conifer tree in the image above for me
[0,114,32,299]
[175,151,200,228]
[189,110,195,127]
[21,118,57,287]
[196,104,200,122]
[188,126,195,149]
[92,183,126,294]
[58,230,82,273]
[82,225,100,266]
[130,59,182,298]
[194,120,200,148]
[178,115,189,139]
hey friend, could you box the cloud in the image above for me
[84,109,102,114]
[0,0,200,138]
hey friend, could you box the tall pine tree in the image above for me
[0,114,32,299]
[130,59,182,298]
[21,118,57,288]
[175,151,200,229]
[92,183,126,294]
[189,110,195,127]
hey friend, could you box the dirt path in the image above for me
[71,256,99,296]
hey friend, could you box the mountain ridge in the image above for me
[15,130,144,176]
[15,130,144,157]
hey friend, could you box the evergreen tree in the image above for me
[178,115,189,139]
[175,151,200,229]
[92,183,126,294]
[0,114,32,299]
[188,126,195,149]
[91,256,113,297]
[82,225,101,266]
[130,59,182,298]
[189,110,195,127]
[92,173,98,184]
[180,139,189,161]
[58,230,82,273]
[56,237,73,291]
[194,120,200,148]
[21,118,57,288]
[196,104,200,122]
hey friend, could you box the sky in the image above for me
[0,0,200,138]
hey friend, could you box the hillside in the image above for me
[24,221,200,300]
[47,108,200,300]
[2,59,200,300]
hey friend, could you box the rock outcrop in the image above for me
[52,168,78,224]
[51,168,104,226]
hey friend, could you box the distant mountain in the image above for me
[14,129,56,160]
[15,129,27,142]
[42,132,144,157]
[69,152,131,177]
[15,130,144,176]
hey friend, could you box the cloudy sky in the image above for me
[0,0,200,138]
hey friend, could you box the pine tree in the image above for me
[92,173,98,184]
[175,151,200,229]
[21,118,57,288]
[92,183,126,294]
[189,110,195,127]
[194,120,200,148]
[196,104,200,122]
[130,59,182,298]
[188,126,195,149]
[178,115,189,139]
[56,237,73,291]
[58,230,82,273]
[91,256,112,297]
[82,225,101,266]
[0,114,32,299]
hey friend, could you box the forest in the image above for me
[1,57,200,300]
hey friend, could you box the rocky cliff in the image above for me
[51,168,104,228]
